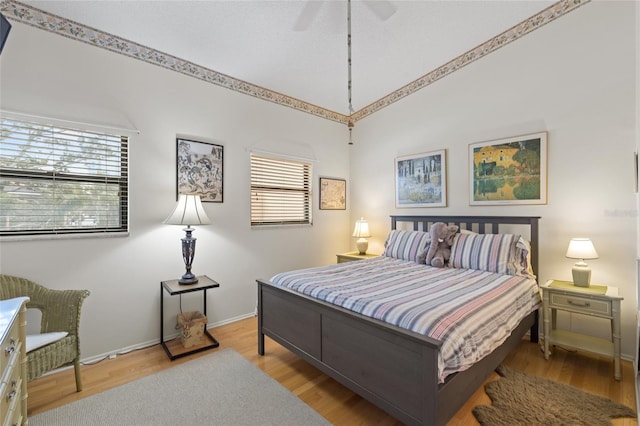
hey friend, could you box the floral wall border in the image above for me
[1,0,588,126]
[352,0,590,122]
[0,0,348,125]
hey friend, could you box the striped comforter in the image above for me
[270,256,541,383]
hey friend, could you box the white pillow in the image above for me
[26,332,68,352]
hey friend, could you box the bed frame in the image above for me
[257,215,540,426]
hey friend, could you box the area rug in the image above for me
[473,365,636,426]
[29,348,329,426]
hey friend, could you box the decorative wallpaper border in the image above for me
[352,0,590,122]
[2,0,589,125]
[0,0,349,124]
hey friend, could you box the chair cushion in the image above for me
[26,332,68,352]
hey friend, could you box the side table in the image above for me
[336,252,379,263]
[160,275,220,360]
[541,279,623,380]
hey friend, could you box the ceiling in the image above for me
[18,0,561,119]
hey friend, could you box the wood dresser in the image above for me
[1,297,29,426]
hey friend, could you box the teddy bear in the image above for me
[424,222,459,268]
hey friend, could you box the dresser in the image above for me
[1,297,29,426]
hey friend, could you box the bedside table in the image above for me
[160,275,220,361]
[336,252,379,263]
[541,280,623,380]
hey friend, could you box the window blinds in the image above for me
[250,154,312,226]
[0,116,129,237]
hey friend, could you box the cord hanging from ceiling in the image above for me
[347,0,354,145]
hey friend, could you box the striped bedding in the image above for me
[270,256,541,383]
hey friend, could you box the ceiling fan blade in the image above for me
[363,1,397,21]
[293,1,323,31]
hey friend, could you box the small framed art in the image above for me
[469,131,547,205]
[319,177,346,210]
[395,150,447,208]
[176,137,224,202]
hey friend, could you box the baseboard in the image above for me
[79,311,257,366]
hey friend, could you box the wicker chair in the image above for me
[0,274,90,392]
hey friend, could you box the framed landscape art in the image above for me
[319,177,346,210]
[469,132,547,205]
[395,150,447,208]
[176,137,224,202]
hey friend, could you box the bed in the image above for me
[257,215,541,426]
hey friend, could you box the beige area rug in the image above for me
[473,365,636,426]
[29,348,329,426]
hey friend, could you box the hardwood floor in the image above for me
[27,316,637,425]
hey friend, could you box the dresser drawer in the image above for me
[0,359,22,423]
[2,379,22,426]
[0,298,29,426]
[0,320,19,375]
[550,293,611,316]
[7,411,23,426]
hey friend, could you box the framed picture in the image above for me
[319,177,346,210]
[469,131,547,205]
[176,137,224,202]
[395,150,447,208]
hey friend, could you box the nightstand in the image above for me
[336,252,379,263]
[160,275,220,360]
[541,279,623,380]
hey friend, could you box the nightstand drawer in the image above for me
[549,293,611,316]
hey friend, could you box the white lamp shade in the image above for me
[352,218,371,238]
[164,194,211,226]
[565,238,598,260]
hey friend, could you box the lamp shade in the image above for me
[164,194,211,226]
[352,218,371,238]
[565,238,598,260]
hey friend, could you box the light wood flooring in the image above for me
[27,316,637,425]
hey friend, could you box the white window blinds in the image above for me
[0,115,129,237]
[250,153,312,226]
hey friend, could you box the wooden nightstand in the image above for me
[541,279,623,380]
[336,252,379,263]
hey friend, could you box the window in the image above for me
[250,153,312,226]
[0,115,129,237]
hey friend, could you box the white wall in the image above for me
[350,1,639,358]
[1,1,638,362]
[0,23,353,358]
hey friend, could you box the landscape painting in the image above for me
[395,150,446,208]
[469,132,547,205]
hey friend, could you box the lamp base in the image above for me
[356,238,368,255]
[178,226,199,285]
[572,262,591,287]
[179,273,199,285]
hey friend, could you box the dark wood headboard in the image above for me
[390,215,541,278]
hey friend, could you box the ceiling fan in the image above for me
[293,0,397,32]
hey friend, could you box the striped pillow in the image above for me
[383,230,432,263]
[450,233,520,275]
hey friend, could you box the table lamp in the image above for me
[565,238,598,287]
[164,194,211,284]
[352,217,371,255]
